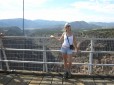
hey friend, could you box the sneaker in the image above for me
[63,71,68,79]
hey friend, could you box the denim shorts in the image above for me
[61,47,73,54]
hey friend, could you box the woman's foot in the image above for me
[63,71,68,79]
[68,71,72,78]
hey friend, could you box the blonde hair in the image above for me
[63,22,71,32]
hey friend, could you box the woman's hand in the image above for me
[0,33,4,38]
[50,35,55,38]
[75,48,78,52]
[74,47,81,53]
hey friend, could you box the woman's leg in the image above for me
[67,54,72,72]
[62,53,69,78]
[62,53,68,71]
[67,54,72,77]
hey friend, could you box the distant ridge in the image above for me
[0,18,66,29]
[1,18,112,29]
[90,22,114,28]
[70,21,101,29]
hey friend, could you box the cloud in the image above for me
[0,0,22,9]
[0,0,114,22]
[68,0,114,22]
[24,7,83,21]
[0,0,48,11]
[71,0,114,14]
[0,0,49,19]
[24,0,48,9]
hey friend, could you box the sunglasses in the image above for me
[65,25,70,28]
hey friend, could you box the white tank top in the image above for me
[62,33,73,47]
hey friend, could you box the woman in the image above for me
[50,23,78,78]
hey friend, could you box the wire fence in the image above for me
[0,36,114,75]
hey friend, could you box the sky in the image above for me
[0,0,114,22]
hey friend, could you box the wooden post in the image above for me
[0,33,10,70]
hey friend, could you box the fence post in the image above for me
[43,38,48,72]
[89,39,94,74]
[0,39,3,70]
[0,38,10,71]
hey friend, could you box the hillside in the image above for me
[0,26,23,36]
[81,28,114,38]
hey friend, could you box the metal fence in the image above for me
[0,36,114,75]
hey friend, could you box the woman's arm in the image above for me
[50,32,64,41]
[73,36,79,51]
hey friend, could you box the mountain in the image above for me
[0,18,101,30]
[0,18,66,29]
[70,21,101,29]
[90,22,114,28]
